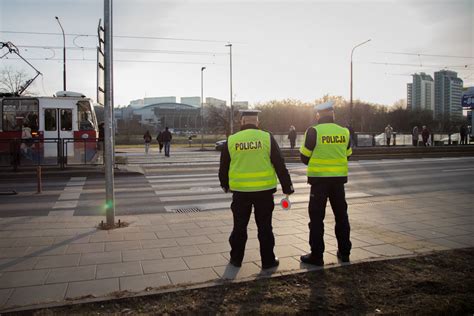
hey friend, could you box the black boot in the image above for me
[300,253,324,266]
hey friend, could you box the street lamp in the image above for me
[225,43,233,134]
[55,16,66,91]
[201,66,206,150]
[350,39,371,124]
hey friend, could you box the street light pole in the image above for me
[104,0,115,226]
[225,43,233,134]
[350,39,371,125]
[55,16,66,91]
[201,67,206,150]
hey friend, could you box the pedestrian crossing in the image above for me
[43,156,474,215]
[145,168,373,213]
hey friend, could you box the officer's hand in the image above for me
[283,185,295,195]
[222,186,229,193]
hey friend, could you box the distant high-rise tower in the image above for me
[407,83,412,110]
[409,73,434,116]
[434,70,463,121]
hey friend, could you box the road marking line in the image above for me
[148,177,216,184]
[53,200,78,209]
[51,177,85,215]
[155,187,223,196]
[442,168,474,172]
[160,193,229,202]
[146,173,215,179]
[48,210,75,216]
[151,181,218,190]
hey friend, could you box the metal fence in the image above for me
[0,138,103,170]
[272,132,470,148]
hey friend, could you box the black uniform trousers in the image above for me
[229,191,275,266]
[309,182,352,258]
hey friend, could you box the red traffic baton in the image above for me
[280,195,291,210]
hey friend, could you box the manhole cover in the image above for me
[172,207,202,213]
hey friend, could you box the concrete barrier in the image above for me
[281,145,474,162]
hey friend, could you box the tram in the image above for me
[0,91,99,163]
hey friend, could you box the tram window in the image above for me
[60,109,72,131]
[77,101,95,130]
[45,109,57,131]
[1,99,39,131]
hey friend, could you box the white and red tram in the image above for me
[0,91,99,161]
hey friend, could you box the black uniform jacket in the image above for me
[300,116,352,185]
[219,124,294,195]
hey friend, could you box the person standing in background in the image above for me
[156,130,164,153]
[384,124,393,147]
[412,126,419,147]
[143,130,152,154]
[162,127,172,157]
[288,125,297,149]
[421,126,430,147]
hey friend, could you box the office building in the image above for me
[434,70,463,121]
[408,73,434,115]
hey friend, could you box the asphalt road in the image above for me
[0,151,473,217]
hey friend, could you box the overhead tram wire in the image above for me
[14,45,228,56]
[3,57,224,66]
[382,51,474,59]
[0,30,231,44]
[364,61,473,69]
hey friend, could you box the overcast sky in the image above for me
[1,0,472,107]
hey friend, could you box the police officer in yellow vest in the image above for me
[299,101,352,266]
[219,110,294,269]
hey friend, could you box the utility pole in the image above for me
[104,0,115,226]
[201,66,206,150]
[55,16,66,91]
[226,43,233,134]
[350,39,371,125]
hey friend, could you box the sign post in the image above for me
[103,0,115,226]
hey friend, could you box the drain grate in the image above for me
[172,207,202,213]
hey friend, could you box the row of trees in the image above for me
[1,67,467,135]
[205,95,467,135]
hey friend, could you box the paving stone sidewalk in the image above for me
[0,190,473,311]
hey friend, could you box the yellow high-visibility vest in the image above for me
[300,123,352,177]
[228,129,277,192]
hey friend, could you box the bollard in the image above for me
[36,166,42,194]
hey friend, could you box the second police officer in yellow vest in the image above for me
[219,110,294,269]
[299,101,353,266]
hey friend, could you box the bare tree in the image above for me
[393,99,407,109]
[0,66,37,95]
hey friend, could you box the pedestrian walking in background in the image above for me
[421,126,430,147]
[412,125,419,147]
[460,124,468,145]
[384,124,393,147]
[143,130,152,154]
[219,110,294,270]
[299,101,352,266]
[288,125,297,149]
[156,131,164,153]
[162,127,172,157]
